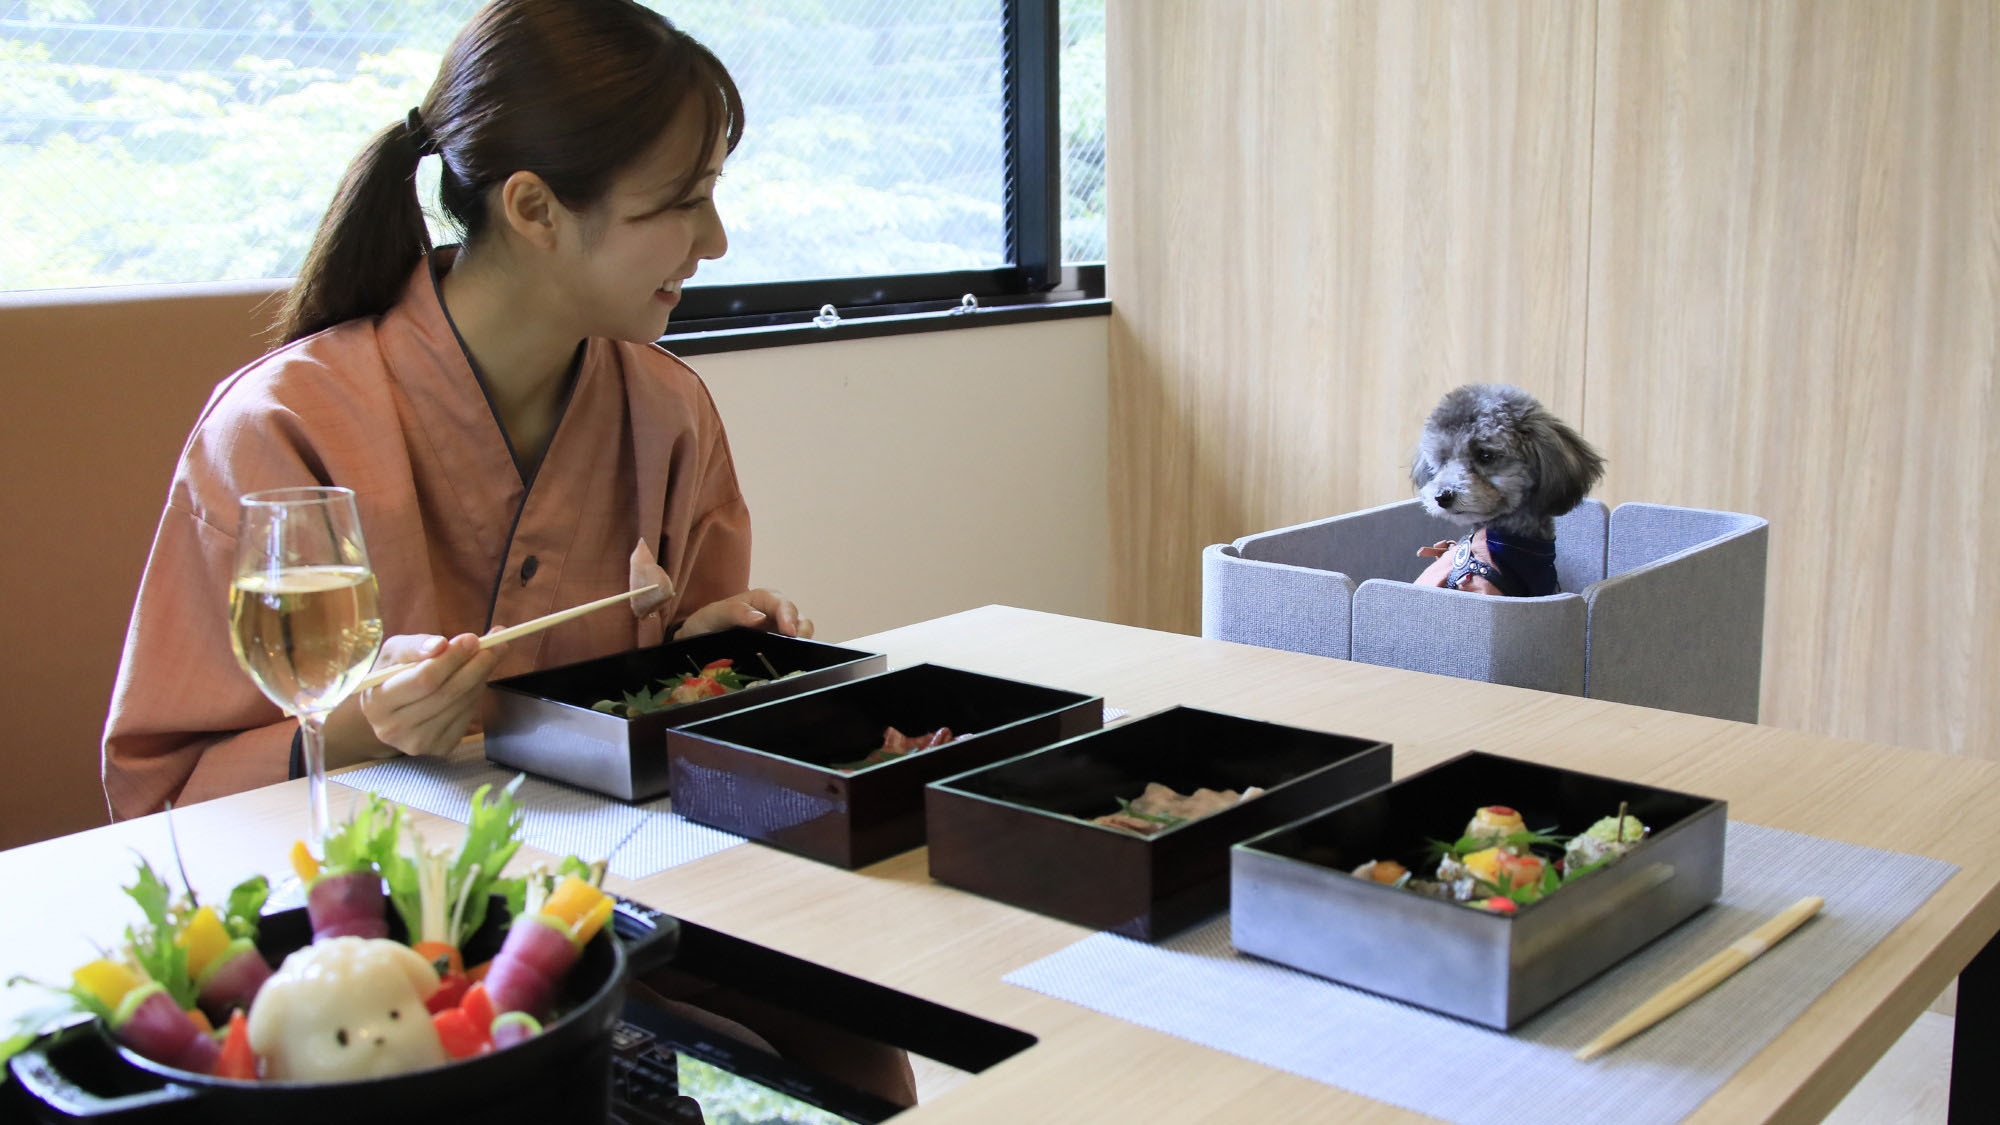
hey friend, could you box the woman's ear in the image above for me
[496,171,562,250]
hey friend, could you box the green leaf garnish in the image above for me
[0,990,99,1069]
[1112,797,1187,830]
[221,874,269,941]
[120,859,196,1009]
[320,792,402,878]
[450,776,527,945]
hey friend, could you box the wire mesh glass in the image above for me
[1,0,1105,293]
[1059,0,1105,264]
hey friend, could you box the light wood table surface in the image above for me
[6,606,1997,1123]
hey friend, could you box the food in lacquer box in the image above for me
[590,656,795,717]
[2,777,617,1082]
[833,725,957,771]
[1351,803,1651,914]
[1090,782,1267,835]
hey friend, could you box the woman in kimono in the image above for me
[104,0,810,821]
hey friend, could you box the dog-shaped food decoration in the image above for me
[1410,384,1605,598]
[247,936,447,1081]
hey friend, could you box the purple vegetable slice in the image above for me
[307,870,388,941]
[482,914,577,1018]
[112,983,221,1075]
[195,938,273,1021]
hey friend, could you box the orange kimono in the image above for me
[103,254,751,819]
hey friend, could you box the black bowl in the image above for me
[8,896,680,1125]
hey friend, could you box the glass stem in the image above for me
[301,711,331,859]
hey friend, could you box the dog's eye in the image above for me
[1473,448,1494,464]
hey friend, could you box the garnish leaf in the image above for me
[221,875,270,941]
[0,991,97,1069]
[451,776,527,945]
[320,792,402,877]
[120,859,196,1009]
[1113,797,1186,829]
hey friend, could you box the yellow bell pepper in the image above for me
[570,894,615,946]
[539,876,606,930]
[177,905,232,980]
[289,840,321,884]
[72,958,144,1012]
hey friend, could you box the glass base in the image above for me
[265,872,309,913]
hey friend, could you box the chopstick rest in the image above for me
[1574,895,1825,1061]
[352,584,661,693]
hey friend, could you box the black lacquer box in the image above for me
[925,706,1394,940]
[483,627,886,800]
[1231,749,1727,1029]
[667,663,1102,868]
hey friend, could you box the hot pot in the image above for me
[8,895,681,1124]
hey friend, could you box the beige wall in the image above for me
[1107,0,1998,757]
[701,319,1110,644]
[0,289,1108,849]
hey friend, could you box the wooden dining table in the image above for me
[5,605,1996,1123]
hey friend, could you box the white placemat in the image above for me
[1004,821,1957,1125]
[332,755,743,880]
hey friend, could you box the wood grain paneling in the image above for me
[1586,0,1999,753]
[1107,0,1597,632]
[1110,0,1999,757]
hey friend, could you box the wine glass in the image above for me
[229,487,385,869]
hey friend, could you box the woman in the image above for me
[104,0,810,821]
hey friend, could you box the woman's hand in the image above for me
[678,590,814,640]
[321,633,508,767]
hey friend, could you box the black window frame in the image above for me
[663,0,1108,356]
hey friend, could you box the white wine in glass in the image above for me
[229,487,384,863]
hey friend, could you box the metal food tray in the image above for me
[1230,749,1727,1029]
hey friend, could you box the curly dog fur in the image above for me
[1410,384,1605,541]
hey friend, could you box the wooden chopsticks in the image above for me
[1575,895,1825,1061]
[351,584,660,694]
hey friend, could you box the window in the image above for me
[0,0,1106,340]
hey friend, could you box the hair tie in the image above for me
[404,107,441,157]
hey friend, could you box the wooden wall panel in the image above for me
[1106,0,1597,632]
[1108,0,1998,759]
[1586,0,1999,753]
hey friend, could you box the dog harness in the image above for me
[1447,536,1522,596]
[1415,529,1560,598]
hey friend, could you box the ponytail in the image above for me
[274,118,433,344]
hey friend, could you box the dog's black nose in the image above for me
[1435,489,1456,509]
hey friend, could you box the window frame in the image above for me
[663,0,1107,355]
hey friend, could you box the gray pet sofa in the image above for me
[1201,499,1768,722]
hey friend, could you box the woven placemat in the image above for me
[1004,821,1957,1125]
[331,754,743,879]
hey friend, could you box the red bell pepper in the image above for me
[213,1010,257,1080]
